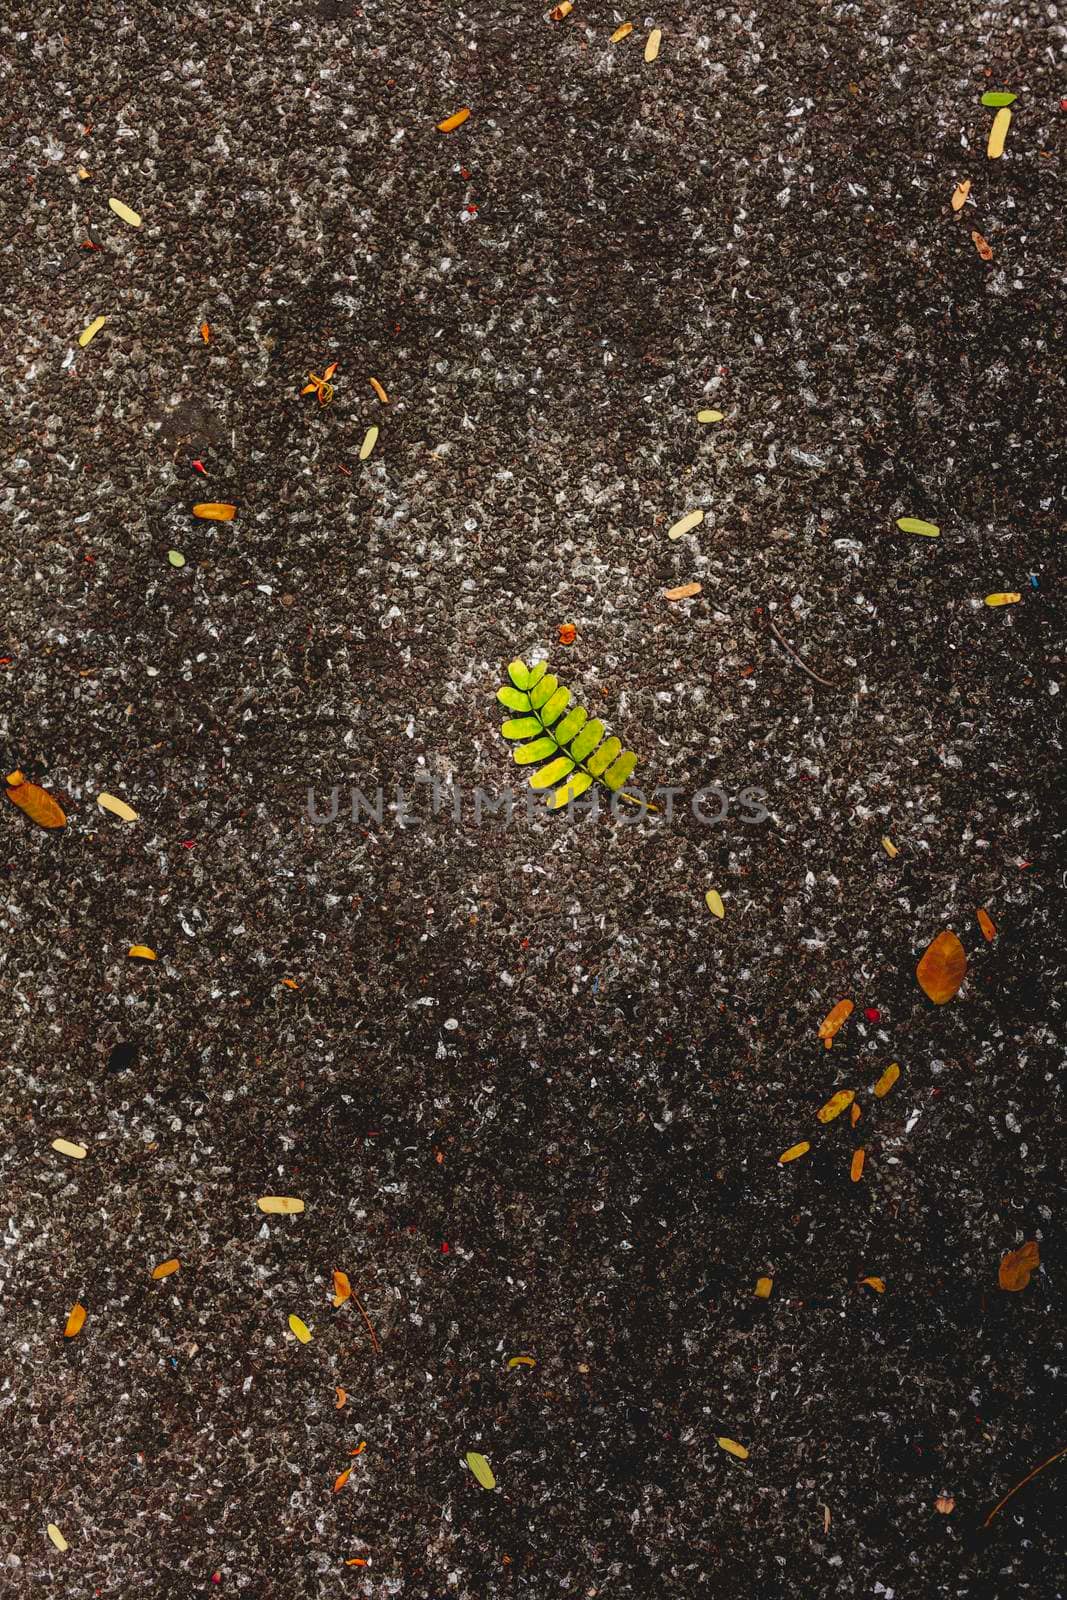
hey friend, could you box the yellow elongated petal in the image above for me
[47,1524,68,1551]
[108,197,142,227]
[896,516,940,537]
[437,108,471,132]
[778,1141,809,1164]
[697,409,724,422]
[818,1000,853,1041]
[987,107,1012,159]
[508,1355,537,1368]
[984,592,1021,607]
[51,1138,87,1160]
[257,1196,305,1214]
[644,28,662,61]
[668,509,703,540]
[79,316,107,347]
[192,502,236,521]
[466,1451,496,1488]
[97,792,138,821]
[873,1062,900,1098]
[288,1314,312,1343]
[611,22,634,41]
[359,425,379,460]
[127,944,156,960]
[704,889,725,919]
[816,1089,855,1124]
[717,1437,749,1460]
[151,1259,180,1279]
[951,179,972,211]
[881,835,898,857]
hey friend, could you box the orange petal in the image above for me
[192,503,237,521]
[151,1259,180,1279]
[976,907,996,942]
[369,377,389,404]
[816,1089,855,1124]
[64,1302,86,1338]
[818,1000,854,1042]
[200,322,211,343]
[778,1141,810,1164]
[127,944,157,960]
[333,1468,352,1493]
[916,930,967,1003]
[860,1275,885,1293]
[332,1269,352,1307]
[335,1387,347,1409]
[437,108,471,133]
[322,362,338,381]
[998,1239,1039,1292]
[850,1148,865,1182]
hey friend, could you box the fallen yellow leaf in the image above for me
[704,889,725,919]
[46,1523,68,1551]
[753,1277,773,1299]
[644,27,662,61]
[998,1239,1039,1292]
[51,1138,87,1160]
[97,792,138,821]
[288,1313,312,1343]
[916,930,967,1004]
[860,1276,885,1293]
[108,197,142,227]
[79,315,107,348]
[257,1196,305,1214]
[778,1141,810,1164]
[127,944,156,960]
[64,1302,86,1338]
[359,425,379,461]
[437,108,470,132]
[717,1436,749,1460]
[873,1062,900,1098]
[466,1451,496,1488]
[984,592,1021,607]
[816,1089,855,1124]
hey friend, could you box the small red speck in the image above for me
[338,463,353,476]
[440,1242,450,1254]
[466,203,478,214]
[181,839,196,848]
[81,239,100,251]
[192,459,208,475]
[864,1007,880,1022]
[1061,98,1067,110]
[460,167,471,178]
[212,1575,221,1586]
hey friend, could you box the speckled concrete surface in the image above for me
[2,1,1065,1596]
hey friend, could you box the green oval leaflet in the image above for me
[981,91,1016,107]
[896,517,940,538]
[466,1451,496,1489]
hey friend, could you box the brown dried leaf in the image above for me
[950,179,971,211]
[818,999,853,1043]
[816,1089,855,1124]
[998,1239,1039,1292]
[664,582,702,600]
[64,1302,86,1338]
[6,771,67,829]
[972,230,993,261]
[976,907,996,942]
[916,930,967,1004]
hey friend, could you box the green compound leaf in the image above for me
[496,660,647,815]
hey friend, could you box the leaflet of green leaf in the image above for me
[981,90,1016,106]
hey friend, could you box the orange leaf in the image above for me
[860,1276,885,1293]
[335,1387,347,1408]
[778,1141,810,1164]
[816,1089,855,1124]
[753,1276,773,1299]
[5,772,67,829]
[333,1468,351,1493]
[192,503,237,521]
[558,623,576,645]
[664,582,702,600]
[200,322,211,343]
[321,362,338,381]
[916,930,967,1004]
[281,977,299,989]
[332,1270,352,1307]
[818,1000,853,1043]
[998,1239,1039,1292]
[972,230,993,261]
[151,1259,180,1279]
[369,377,389,404]
[976,907,996,942]
[345,1559,368,1567]
[850,1148,865,1182]
[437,108,471,133]
[64,1302,86,1338]
[127,944,157,960]
[850,1102,861,1126]
[950,179,971,211]
[349,1441,366,1456]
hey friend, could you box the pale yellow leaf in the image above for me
[717,1436,749,1460]
[257,1196,305,1214]
[466,1451,496,1488]
[987,107,1011,159]
[46,1524,68,1551]
[359,425,379,461]
[668,508,703,540]
[704,889,725,919]
[697,409,724,423]
[288,1313,312,1343]
[644,27,662,61]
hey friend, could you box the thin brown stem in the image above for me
[767,616,836,689]
[352,1292,381,1355]
[983,1443,1066,1527]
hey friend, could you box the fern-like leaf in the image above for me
[496,659,648,813]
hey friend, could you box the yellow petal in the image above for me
[51,1138,87,1160]
[64,1302,86,1338]
[753,1277,773,1299]
[873,1062,900,1098]
[704,889,725,919]
[151,1259,180,1279]
[664,582,702,600]
[644,27,662,61]
[288,1313,312,1343]
[697,409,724,423]
[46,1524,69,1551]
[881,835,899,858]
[984,592,1021,607]
[127,944,157,960]
[359,425,379,461]
[108,197,142,228]
[668,508,703,540]
[816,1089,855,1124]
[987,107,1011,159]
[508,1355,537,1368]
[78,316,107,348]
[192,502,237,521]
[257,1196,305,1214]
[860,1276,886,1293]
[778,1141,810,1164]
[97,792,138,821]
[717,1437,749,1460]
[466,1451,496,1488]
[369,377,389,403]
[610,22,634,41]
